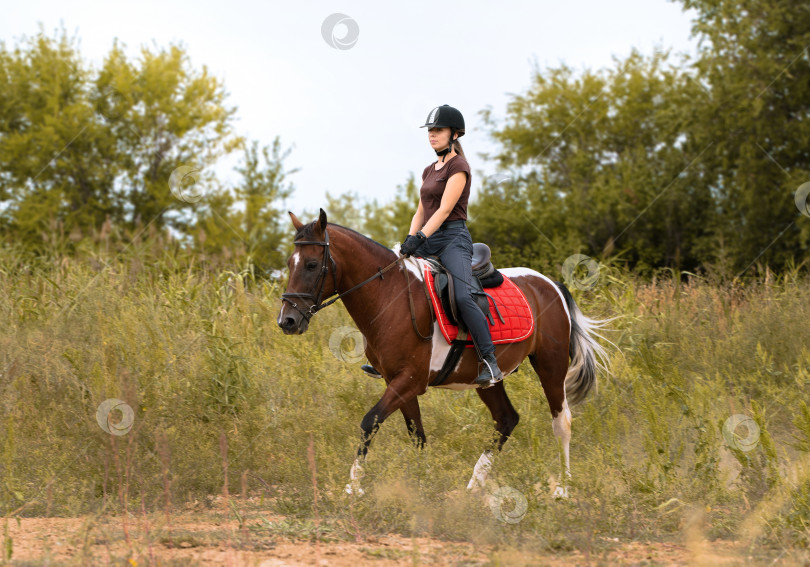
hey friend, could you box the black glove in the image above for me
[400,231,426,257]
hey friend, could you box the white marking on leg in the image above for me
[551,399,572,498]
[466,450,494,491]
[345,457,365,496]
[350,458,363,481]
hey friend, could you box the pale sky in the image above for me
[2,0,699,220]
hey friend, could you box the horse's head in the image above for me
[277,208,338,335]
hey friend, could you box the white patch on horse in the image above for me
[345,457,365,496]
[429,320,451,373]
[396,248,426,281]
[292,251,301,269]
[500,267,571,330]
[350,458,363,481]
[398,255,464,382]
[466,450,494,490]
[551,399,572,498]
[498,267,538,279]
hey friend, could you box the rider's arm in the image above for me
[409,200,425,236]
[418,171,466,238]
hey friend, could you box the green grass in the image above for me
[1,242,809,556]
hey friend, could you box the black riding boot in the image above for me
[473,353,503,389]
[361,364,382,378]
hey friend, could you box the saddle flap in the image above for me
[422,264,535,348]
[432,265,493,331]
[434,271,460,327]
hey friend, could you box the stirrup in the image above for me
[361,364,382,379]
[474,355,503,389]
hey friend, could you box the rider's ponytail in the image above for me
[452,137,465,158]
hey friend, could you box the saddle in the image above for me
[416,243,533,387]
[422,243,506,332]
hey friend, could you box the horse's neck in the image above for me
[331,227,398,291]
[330,227,401,321]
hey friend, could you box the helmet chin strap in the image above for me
[434,129,456,162]
[435,147,451,161]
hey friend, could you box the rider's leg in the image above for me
[361,364,382,378]
[435,229,503,387]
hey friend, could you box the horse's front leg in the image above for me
[346,373,422,495]
[400,397,426,449]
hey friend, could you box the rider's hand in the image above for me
[400,231,426,257]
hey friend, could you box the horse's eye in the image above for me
[306,261,318,271]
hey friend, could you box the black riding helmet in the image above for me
[420,104,465,162]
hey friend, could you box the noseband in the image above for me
[281,229,339,321]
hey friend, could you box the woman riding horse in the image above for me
[276,107,610,497]
[370,104,504,387]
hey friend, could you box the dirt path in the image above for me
[3,509,806,566]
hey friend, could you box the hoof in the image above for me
[552,485,569,499]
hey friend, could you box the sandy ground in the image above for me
[3,504,808,566]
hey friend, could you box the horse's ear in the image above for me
[289,211,304,230]
[318,208,328,231]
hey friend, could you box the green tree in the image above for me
[323,191,365,231]
[193,138,297,271]
[479,49,713,273]
[0,27,239,251]
[0,28,119,248]
[363,173,419,247]
[96,40,239,232]
[674,0,810,274]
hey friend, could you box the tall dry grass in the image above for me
[0,241,808,556]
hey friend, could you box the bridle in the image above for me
[280,229,340,322]
[280,227,432,340]
[281,227,405,321]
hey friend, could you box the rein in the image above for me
[281,228,433,340]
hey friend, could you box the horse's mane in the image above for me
[294,222,396,258]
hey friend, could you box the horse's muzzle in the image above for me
[278,314,309,335]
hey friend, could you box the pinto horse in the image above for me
[277,209,610,496]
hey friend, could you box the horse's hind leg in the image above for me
[528,352,572,498]
[466,382,520,490]
[400,397,426,449]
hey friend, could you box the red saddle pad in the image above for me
[423,265,534,346]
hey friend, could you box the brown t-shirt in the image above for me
[420,154,471,226]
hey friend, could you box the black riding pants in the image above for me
[414,222,495,356]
